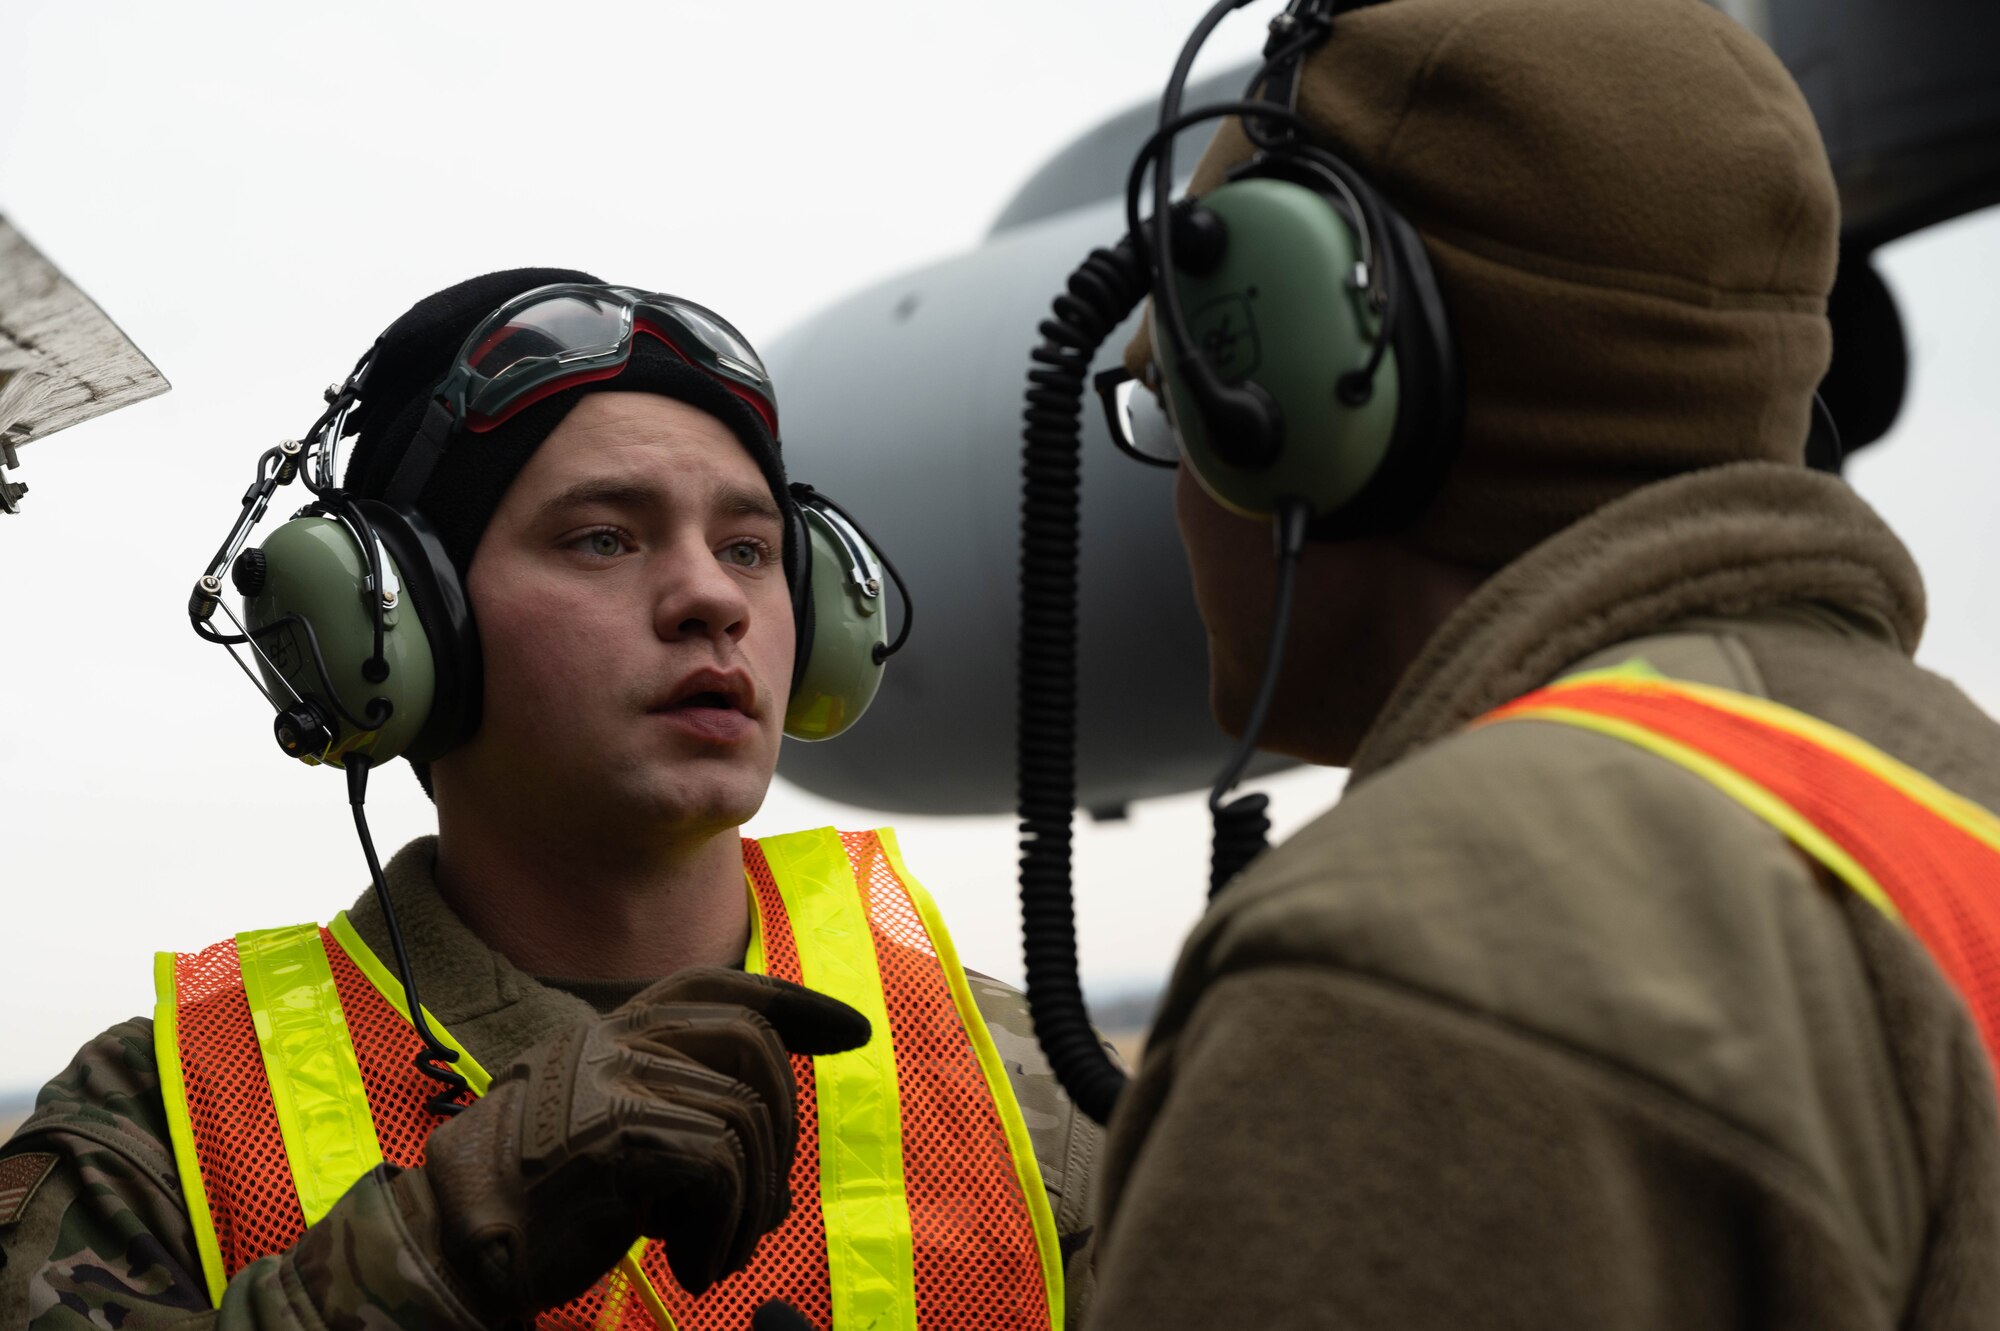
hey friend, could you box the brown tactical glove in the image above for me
[419,967,870,1320]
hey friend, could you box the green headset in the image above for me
[1020,0,1460,1127]
[192,350,909,774]
[1141,161,1461,531]
[1099,5,1462,535]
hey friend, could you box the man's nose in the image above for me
[653,544,750,644]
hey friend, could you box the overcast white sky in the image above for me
[1,1,1995,1096]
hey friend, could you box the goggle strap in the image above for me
[383,399,457,508]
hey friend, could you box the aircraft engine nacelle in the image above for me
[768,196,1275,816]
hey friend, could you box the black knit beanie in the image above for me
[341,268,789,581]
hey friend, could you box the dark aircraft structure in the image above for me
[769,0,2000,816]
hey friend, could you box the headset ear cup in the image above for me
[783,505,886,742]
[1153,174,1403,521]
[241,512,436,765]
[357,501,481,764]
[1155,159,1461,537]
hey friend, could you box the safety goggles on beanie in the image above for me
[444,284,779,436]
[381,283,781,510]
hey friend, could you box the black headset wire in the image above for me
[345,753,470,1115]
[1122,102,1313,262]
[1205,498,1312,897]
[296,347,376,499]
[1241,2,1339,151]
[198,446,290,580]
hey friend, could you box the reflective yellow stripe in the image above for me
[619,1239,678,1331]
[153,952,228,1307]
[324,912,493,1094]
[1496,702,1906,923]
[877,829,1065,1331]
[744,864,767,975]
[760,827,916,1331]
[593,1269,632,1331]
[236,925,385,1226]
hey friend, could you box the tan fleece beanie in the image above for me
[1129,0,1838,569]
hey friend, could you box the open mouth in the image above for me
[653,671,754,717]
[649,675,757,744]
[675,692,737,710]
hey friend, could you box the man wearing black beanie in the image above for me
[0,270,1099,1330]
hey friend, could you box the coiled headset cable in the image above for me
[1017,242,1311,1124]
[1017,0,1338,1128]
[1018,237,1154,1128]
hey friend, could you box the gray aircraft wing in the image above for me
[0,216,170,513]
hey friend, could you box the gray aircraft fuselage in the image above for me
[772,0,1999,815]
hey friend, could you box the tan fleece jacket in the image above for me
[1082,465,2000,1330]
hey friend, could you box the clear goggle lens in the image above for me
[452,286,776,435]
[669,302,765,378]
[464,293,629,381]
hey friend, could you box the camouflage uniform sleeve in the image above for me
[0,1019,486,1331]
[963,971,1116,1328]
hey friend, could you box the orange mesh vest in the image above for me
[153,828,1063,1331]
[1479,667,2000,1078]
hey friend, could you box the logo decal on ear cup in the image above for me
[1194,290,1262,378]
[1151,169,1459,533]
[240,514,439,766]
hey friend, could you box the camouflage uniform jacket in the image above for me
[0,835,1102,1329]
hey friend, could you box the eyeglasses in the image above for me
[438,284,779,438]
[1093,366,1180,469]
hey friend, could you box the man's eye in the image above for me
[721,539,770,568]
[572,529,629,558]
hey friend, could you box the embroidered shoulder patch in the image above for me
[0,1152,58,1227]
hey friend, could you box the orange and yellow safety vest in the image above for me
[1479,665,2000,1078]
[152,827,1062,1331]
